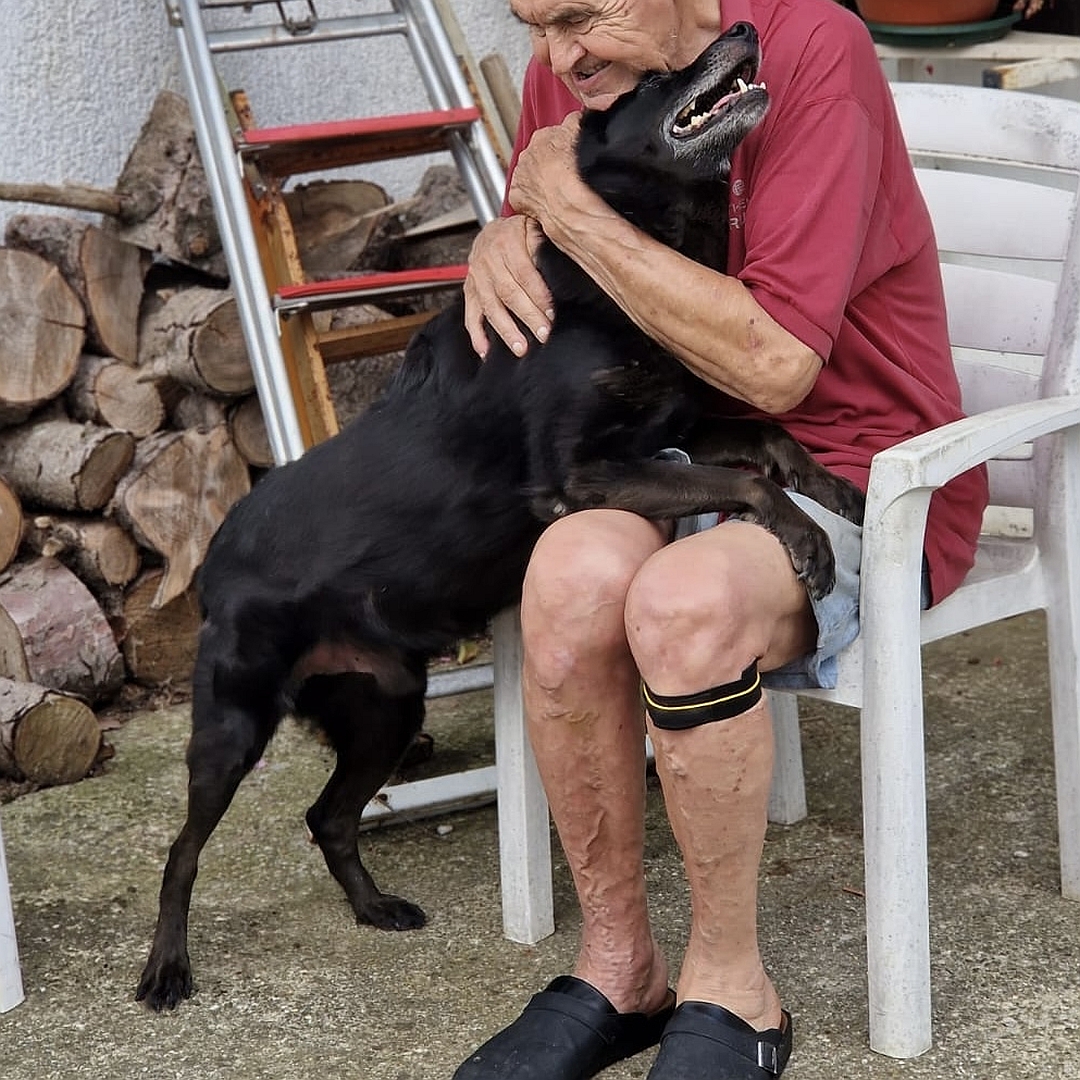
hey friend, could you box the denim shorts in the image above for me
[673,492,862,691]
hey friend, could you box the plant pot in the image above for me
[855,0,999,24]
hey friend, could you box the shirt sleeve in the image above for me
[736,19,899,361]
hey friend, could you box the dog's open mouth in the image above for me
[671,60,766,139]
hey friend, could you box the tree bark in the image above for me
[0,677,101,785]
[4,215,147,363]
[108,426,250,607]
[0,420,135,512]
[168,390,229,431]
[108,89,227,279]
[22,514,140,592]
[139,285,254,397]
[119,569,201,688]
[65,353,167,437]
[0,478,22,574]
[0,249,85,427]
[0,557,125,704]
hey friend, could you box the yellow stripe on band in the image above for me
[642,663,762,729]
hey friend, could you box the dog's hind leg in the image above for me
[296,671,428,931]
[137,623,284,1011]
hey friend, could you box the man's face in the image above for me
[511,0,686,110]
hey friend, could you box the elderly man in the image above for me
[454,1,987,1077]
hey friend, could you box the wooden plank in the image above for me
[875,28,1080,62]
[983,56,1080,90]
[232,90,338,449]
[318,313,436,363]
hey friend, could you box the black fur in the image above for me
[137,22,864,1011]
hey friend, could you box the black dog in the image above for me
[137,22,863,1011]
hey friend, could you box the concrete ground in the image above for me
[1,610,1077,1080]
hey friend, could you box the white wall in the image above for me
[3,4,1076,239]
[0,0,533,233]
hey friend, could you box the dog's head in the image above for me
[576,22,768,252]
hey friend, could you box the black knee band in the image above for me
[642,662,762,730]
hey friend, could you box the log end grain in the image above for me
[77,429,137,511]
[11,691,101,785]
[121,570,200,687]
[0,249,85,424]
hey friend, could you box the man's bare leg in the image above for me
[625,521,817,1031]
[520,509,673,1018]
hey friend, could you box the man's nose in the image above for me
[546,28,583,77]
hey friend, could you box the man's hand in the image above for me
[464,214,551,358]
[507,113,583,229]
[463,113,589,359]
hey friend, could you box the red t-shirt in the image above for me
[504,0,988,605]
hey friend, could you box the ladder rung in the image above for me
[240,108,481,176]
[318,312,437,363]
[206,12,408,55]
[275,265,468,315]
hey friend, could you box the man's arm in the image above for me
[504,114,822,414]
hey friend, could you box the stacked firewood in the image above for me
[0,91,477,788]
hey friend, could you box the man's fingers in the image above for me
[463,215,555,358]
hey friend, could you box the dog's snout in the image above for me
[728,21,757,43]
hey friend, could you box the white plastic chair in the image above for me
[0,811,24,1013]
[491,82,1080,1060]
[765,82,1080,1058]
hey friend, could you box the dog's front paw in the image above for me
[356,893,427,932]
[799,473,866,526]
[787,524,837,601]
[136,952,194,1012]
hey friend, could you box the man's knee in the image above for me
[523,512,664,624]
[623,539,749,671]
[521,512,665,680]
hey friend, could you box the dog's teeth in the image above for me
[736,77,749,93]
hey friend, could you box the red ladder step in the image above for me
[274,265,468,315]
[239,107,481,175]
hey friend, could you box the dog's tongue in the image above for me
[713,77,764,114]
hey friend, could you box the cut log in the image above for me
[139,285,254,397]
[23,514,140,592]
[0,248,85,427]
[108,90,227,278]
[0,478,22,574]
[109,426,250,607]
[228,395,274,468]
[66,353,166,437]
[284,178,389,274]
[4,215,146,362]
[119,569,201,687]
[0,677,101,785]
[0,420,135,512]
[168,390,229,431]
[0,557,125,704]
